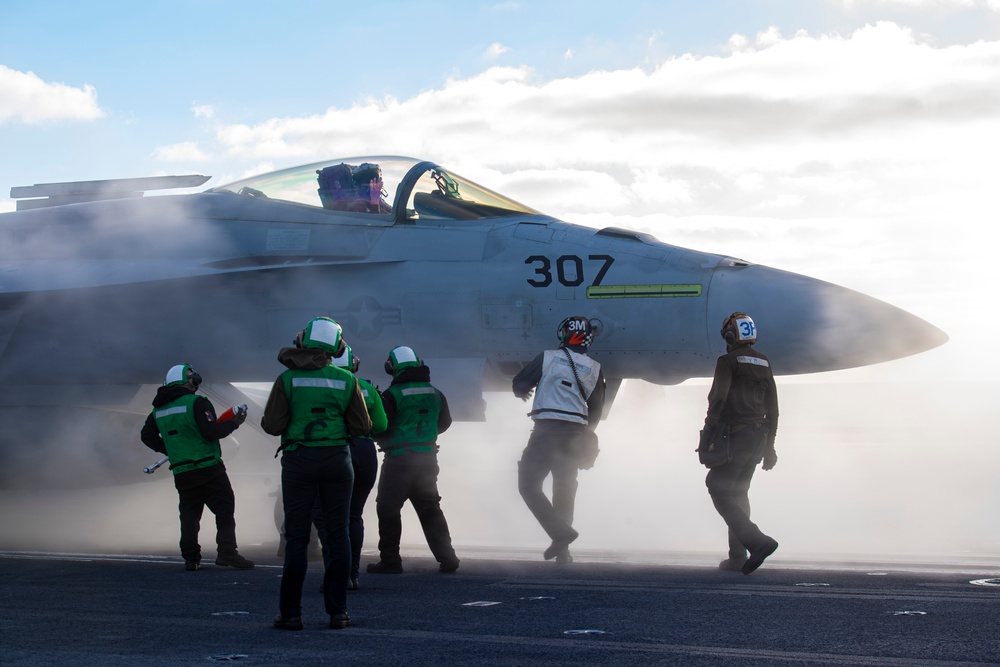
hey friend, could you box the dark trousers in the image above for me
[176,470,237,561]
[517,420,582,542]
[280,446,353,618]
[314,437,378,578]
[374,453,457,565]
[349,438,378,576]
[705,423,768,558]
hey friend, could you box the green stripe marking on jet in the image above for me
[586,284,703,299]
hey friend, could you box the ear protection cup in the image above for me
[385,358,395,376]
[720,313,738,344]
[332,336,346,358]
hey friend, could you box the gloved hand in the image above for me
[762,449,777,471]
[231,407,248,426]
[520,389,534,402]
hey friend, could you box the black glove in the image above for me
[762,449,777,471]
[230,408,247,426]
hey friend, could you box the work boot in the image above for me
[273,615,303,631]
[184,559,201,571]
[439,558,460,573]
[329,613,352,630]
[216,552,255,569]
[543,528,579,561]
[366,560,403,574]
[742,537,779,575]
[719,557,747,572]
[555,550,573,565]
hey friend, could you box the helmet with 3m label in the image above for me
[557,316,594,348]
[721,312,757,346]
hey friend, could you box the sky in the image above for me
[2,0,997,370]
[2,0,1000,560]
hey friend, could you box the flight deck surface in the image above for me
[2,546,998,666]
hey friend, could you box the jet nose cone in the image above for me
[707,263,948,374]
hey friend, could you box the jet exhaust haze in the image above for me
[1,373,992,566]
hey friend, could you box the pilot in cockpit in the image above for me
[317,162,392,214]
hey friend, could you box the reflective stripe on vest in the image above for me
[291,377,348,390]
[401,387,437,396]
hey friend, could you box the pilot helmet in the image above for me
[164,363,202,388]
[300,317,347,357]
[721,312,757,347]
[330,343,361,373]
[557,316,595,348]
[352,162,382,187]
[385,345,421,376]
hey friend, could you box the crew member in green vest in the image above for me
[367,346,460,574]
[327,344,387,589]
[261,317,371,631]
[312,344,387,590]
[140,364,253,571]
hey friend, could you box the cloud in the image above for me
[192,104,215,119]
[836,0,1000,9]
[211,21,1000,225]
[484,42,511,60]
[0,65,104,125]
[153,141,211,162]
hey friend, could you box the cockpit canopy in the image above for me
[210,156,540,222]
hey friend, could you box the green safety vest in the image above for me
[382,381,441,453]
[280,365,357,451]
[153,393,221,475]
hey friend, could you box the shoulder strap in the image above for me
[561,348,589,401]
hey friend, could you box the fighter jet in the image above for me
[0,156,946,487]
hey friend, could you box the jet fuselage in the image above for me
[0,157,946,486]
